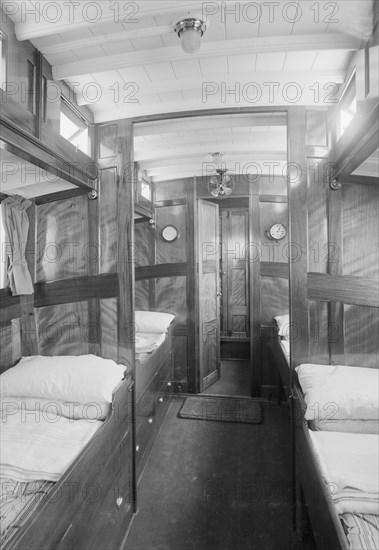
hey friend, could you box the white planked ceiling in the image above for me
[4,0,374,182]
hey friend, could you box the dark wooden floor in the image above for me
[201,360,251,397]
[124,398,314,550]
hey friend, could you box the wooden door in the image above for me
[198,200,220,392]
[220,208,249,338]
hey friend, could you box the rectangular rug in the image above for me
[178,396,262,424]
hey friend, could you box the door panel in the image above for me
[198,200,220,392]
[220,209,249,338]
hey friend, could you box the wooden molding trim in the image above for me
[34,273,119,308]
[307,272,379,308]
[0,288,21,323]
[135,262,189,281]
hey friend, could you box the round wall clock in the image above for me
[267,223,287,241]
[161,224,179,242]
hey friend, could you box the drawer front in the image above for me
[136,357,172,476]
[57,430,133,550]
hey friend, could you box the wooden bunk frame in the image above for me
[1,273,136,550]
[135,323,174,481]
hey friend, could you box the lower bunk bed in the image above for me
[0,354,134,550]
[134,311,175,481]
[293,363,379,550]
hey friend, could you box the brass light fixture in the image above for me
[174,17,207,54]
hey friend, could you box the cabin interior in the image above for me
[0,1,378,549]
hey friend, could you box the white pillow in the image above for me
[0,355,126,405]
[296,363,379,421]
[274,314,290,339]
[1,397,110,421]
[135,311,174,333]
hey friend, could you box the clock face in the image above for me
[161,225,179,242]
[268,223,287,241]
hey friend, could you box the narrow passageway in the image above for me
[201,360,251,397]
[125,399,312,550]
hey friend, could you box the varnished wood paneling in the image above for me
[307,273,379,307]
[260,276,289,325]
[135,280,150,311]
[260,202,288,263]
[155,276,186,324]
[36,195,90,281]
[260,262,289,279]
[100,298,118,362]
[249,179,261,396]
[306,109,328,147]
[308,301,330,365]
[155,179,188,201]
[0,289,21,323]
[99,167,118,274]
[288,107,309,368]
[35,303,91,356]
[135,263,188,281]
[0,319,21,373]
[134,223,149,267]
[344,305,379,368]
[155,204,187,264]
[307,158,328,274]
[98,124,118,159]
[342,184,379,278]
[34,274,119,307]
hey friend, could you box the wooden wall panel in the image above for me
[35,303,91,356]
[342,184,379,278]
[0,319,21,373]
[134,223,149,267]
[36,196,89,281]
[172,335,188,392]
[260,276,289,324]
[344,305,379,368]
[307,159,328,274]
[155,276,187,323]
[134,280,150,311]
[99,298,118,363]
[155,179,188,201]
[155,204,187,264]
[99,167,118,274]
[260,202,288,263]
[308,301,330,364]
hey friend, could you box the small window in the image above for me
[338,71,357,139]
[60,97,89,155]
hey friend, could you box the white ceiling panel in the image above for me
[255,52,287,72]
[130,35,164,51]
[144,62,176,81]
[283,51,318,71]
[171,59,202,79]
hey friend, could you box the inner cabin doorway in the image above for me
[200,198,251,397]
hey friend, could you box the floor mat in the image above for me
[178,395,262,423]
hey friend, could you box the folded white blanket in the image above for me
[1,409,102,482]
[135,332,166,354]
[309,431,379,515]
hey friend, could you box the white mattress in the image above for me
[279,338,290,365]
[135,332,166,354]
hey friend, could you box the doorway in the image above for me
[200,198,251,397]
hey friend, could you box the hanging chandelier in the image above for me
[208,153,235,199]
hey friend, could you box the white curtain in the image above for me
[1,195,34,295]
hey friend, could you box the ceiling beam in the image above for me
[134,114,287,136]
[75,71,345,106]
[53,34,360,80]
[140,151,287,170]
[41,26,172,55]
[136,142,286,162]
[9,1,210,41]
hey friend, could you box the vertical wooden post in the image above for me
[249,175,261,397]
[20,203,38,356]
[287,107,308,374]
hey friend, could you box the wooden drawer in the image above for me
[136,355,172,478]
[57,429,133,550]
